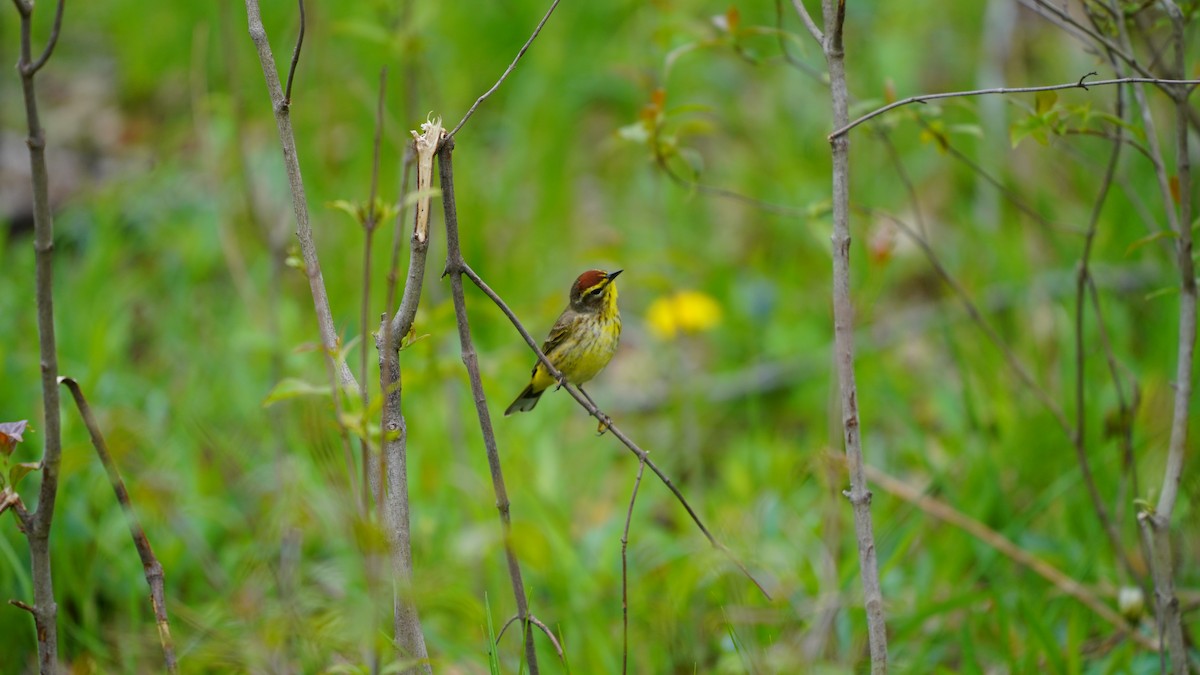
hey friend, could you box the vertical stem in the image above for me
[438,138,540,673]
[1138,4,1194,672]
[12,0,68,670]
[821,0,888,672]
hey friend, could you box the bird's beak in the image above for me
[606,269,623,284]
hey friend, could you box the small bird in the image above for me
[505,269,623,415]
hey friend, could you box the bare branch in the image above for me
[447,0,562,139]
[27,0,65,75]
[1137,3,1195,672]
[1072,82,1141,585]
[821,0,888,670]
[243,0,357,391]
[829,75,1200,140]
[375,122,437,669]
[12,0,67,666]
[59,377,178,673]
[438,137,540,673]
[621,458,646,675]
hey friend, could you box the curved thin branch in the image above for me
[447,0,562,139]
[830,75,1200,139]
[283,0,305,105]
[27,0,65,74]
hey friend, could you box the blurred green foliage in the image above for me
[2,0,1198,672]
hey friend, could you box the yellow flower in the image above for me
[646,290,722,340]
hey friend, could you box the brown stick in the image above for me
[438,137,540,673]
[821,1,888,671]
[861,461,1158,651]
[59,378,178,673]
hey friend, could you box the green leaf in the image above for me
[678,147,705,177]
[947,123,983,138]
[1034,90,1057,114]
[1125,229,1176,256]
[327,199,363,224]
[263,378,331,407]
[9,462,41,488]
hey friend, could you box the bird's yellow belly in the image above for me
[532,319,620,390]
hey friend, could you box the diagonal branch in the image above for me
[59,378,178,673]
[447,0,562,139]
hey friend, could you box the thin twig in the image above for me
[25,0,65,75]
[283,0,305,105]
[822,0,888,670]
[621,458,646,675]
[829,75,1200,140]
[1072,82,1140,585]
[12,0,68,667]
[447,0,562,139]
[495,614,565,662]
[461,264,771,600]
[59,378,179,673]
[528,615,565,662]
[653,148,809,217]
[860,460,1158,650]
[360,67,388,510]
[438,137,540,673]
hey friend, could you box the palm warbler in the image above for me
[504,269,623,415]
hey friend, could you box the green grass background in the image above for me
[1,0,1197,671]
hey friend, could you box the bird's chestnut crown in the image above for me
[569,269,622,308]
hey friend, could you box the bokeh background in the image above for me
[2,0,1197,671]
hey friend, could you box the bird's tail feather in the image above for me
[504,383,543,415]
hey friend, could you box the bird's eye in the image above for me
[587,286,604,297]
